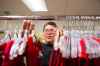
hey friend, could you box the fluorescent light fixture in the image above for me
[22,0,48,11]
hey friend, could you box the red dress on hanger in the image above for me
[49,49,65,66]
[25,36,41,66]
[79,38,89,66]
[2,40,25,66]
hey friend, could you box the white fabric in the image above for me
[70,30,81,58]
[54,30,71,58]
[9,30,28,60]
[85,37,100,59]
[60,30,70,58]
[54,29,60,50]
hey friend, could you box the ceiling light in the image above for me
[22,0,48,12]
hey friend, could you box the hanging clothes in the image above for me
[68,30,81,66]
[79,38,89,66]
[70,30,80,58]
[49,49,63,66]
[25,36,42,66]
[0,42,6,66]
[89,36,100,66]
[49,30,70,66]
[1,40,25,66]
[0,31,12,66]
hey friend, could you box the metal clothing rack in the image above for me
[0,16,100,32]
[0,16,100,20]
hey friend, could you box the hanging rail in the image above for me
[0,16,100,20]
[0,16,55,20]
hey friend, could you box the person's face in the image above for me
[43,25,57,43]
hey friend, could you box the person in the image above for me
[1,20,60,66]
[40,21,58,66]
[25,20,65,66]
[25,21,59,66]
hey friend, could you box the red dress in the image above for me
[49,48,67,66]
[2,40,25,66]
[79,38,89,66]
[25,36,41,66]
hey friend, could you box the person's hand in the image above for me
[54,28,63,50]
[29,22,35,37]
[22,20,35,37]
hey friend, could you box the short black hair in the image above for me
[43,22,57,31]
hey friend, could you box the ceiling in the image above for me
[0,0,100,16]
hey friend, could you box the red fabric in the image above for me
[2,40,25,66]
[79,38,89,66]
[91,36,100,66]
[49,49,65,66]
[0,42,6,50]
[93,58,100,66]
[25,36,41,66]
[80,39,87,58]
[0,43,6,66]
[92,36,100,43]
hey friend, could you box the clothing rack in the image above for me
[0,16,100,20]
[0,16,100,66]
[0,16,100,35]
